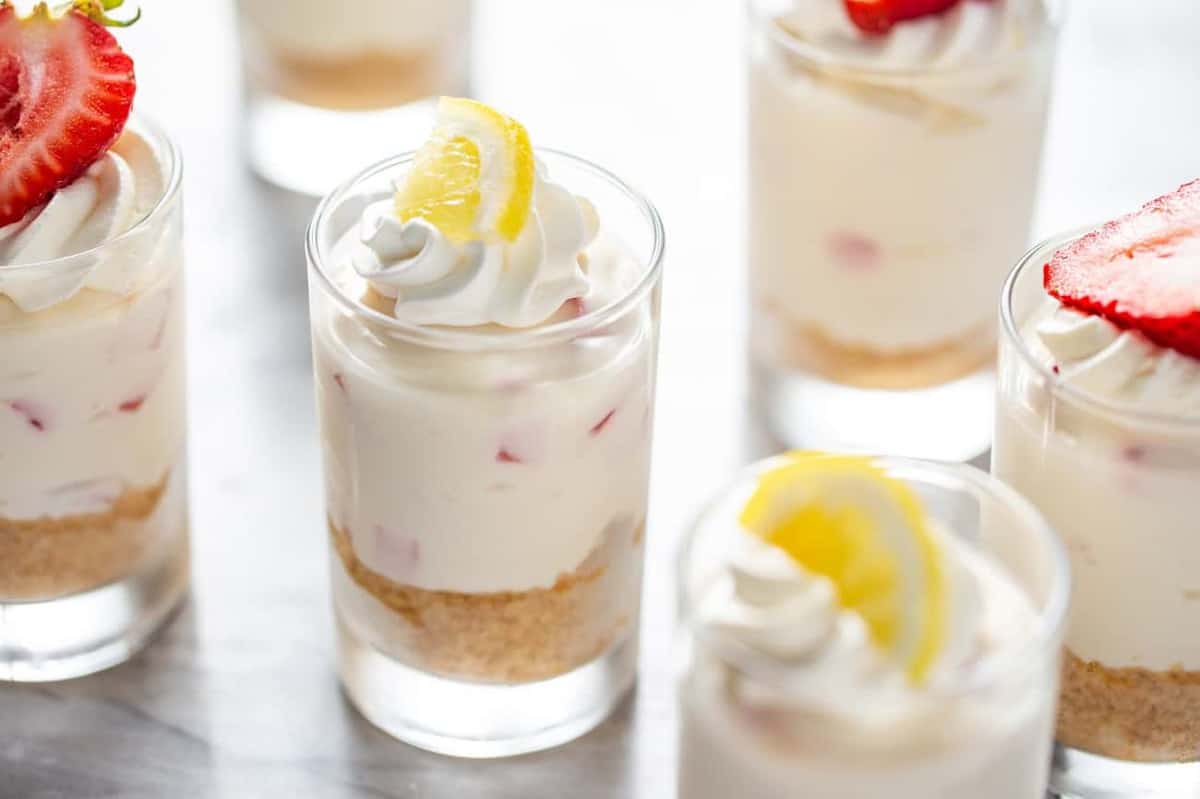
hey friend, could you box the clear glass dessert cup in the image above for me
[235,0,473,196]
[306,150,665,757]
[0,117,189,682]
[677,455,1069,799]
[995,233,1200,797]
[746,0,1063,460]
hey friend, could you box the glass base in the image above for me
[244,92,439,197]
[750,359,995,461]
[0,540,189,682]
[336,614,637,758]
[1051,745,1200,798]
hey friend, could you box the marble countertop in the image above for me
[3,2,1198,797]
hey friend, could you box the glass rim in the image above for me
[1001,227,1200,430]
[746,0,1066,80]
[305,147,666,352]
[676,454,1071,699]
[0,113,183,276]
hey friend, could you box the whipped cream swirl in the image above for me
[700,532,981,727]
[351,161,598,328]
[1033,303,1200,416]
[0,130,167,312]
[777,0,1044,69]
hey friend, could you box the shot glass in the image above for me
[0,118,188,681]
[677,455,1069,798]
[306,150,665,757]
[746,0,1061,459]
[236,0,473,195]
[995,233,1200,797]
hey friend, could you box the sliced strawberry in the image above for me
[1044,179,1200,360]
[0,52,20,128]
[0,5,136,227]
[843,0,962,35]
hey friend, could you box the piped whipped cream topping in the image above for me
[700,532,983,728]
[1031,301,1200,417]
[350,161,599,328]
[0,129,167,312]
[777,0,1044,69]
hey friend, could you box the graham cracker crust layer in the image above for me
[261,48,458,111]
[0,476,169,601]
[1059,650,1200,762]
[331,520,637,683]
[752,304,994,390]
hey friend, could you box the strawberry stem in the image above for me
[69,0,141,27]
[7,1,142,26]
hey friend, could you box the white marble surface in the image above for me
[2,2,1199,797]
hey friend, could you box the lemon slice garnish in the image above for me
[739,452,947,684]
[395,97,535,243]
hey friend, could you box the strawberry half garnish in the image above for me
[1044,179,1200,361]
[843,0,962,35]
[0,1,139,228]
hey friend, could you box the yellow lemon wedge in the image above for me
[395,97,535,244]
[739,452,947,684]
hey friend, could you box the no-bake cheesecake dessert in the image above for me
[750,0,1056,386]
[236,0,473,194]
[994,180,1200,767]
[236,0,471,112]
[747,0,1059,457]
[306,98,664,753]
[678,453,1066,798]
[0,1,187,678]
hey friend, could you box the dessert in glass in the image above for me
[747,0,1061,459]
[677,453,1068,798]
[994,180,1200,797]
[236,0,472,195]
[306,98,664,757]
[0,2,188,681]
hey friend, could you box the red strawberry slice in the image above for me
[843,0,962,35]
[1044,179,1200,361]
[0,5,136,227]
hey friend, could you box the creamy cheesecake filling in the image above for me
[239,0,471,61]
[313,101,659,687]
[996,236,1200,762]
[321,223,652,595]
[749,1,1054,365]
[319,145,654,596]
[0,125,186,599]
[237,0,471,111]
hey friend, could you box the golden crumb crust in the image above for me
[1059,649,1200,762]
[0,476,171,600]
[330,518,642,683]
